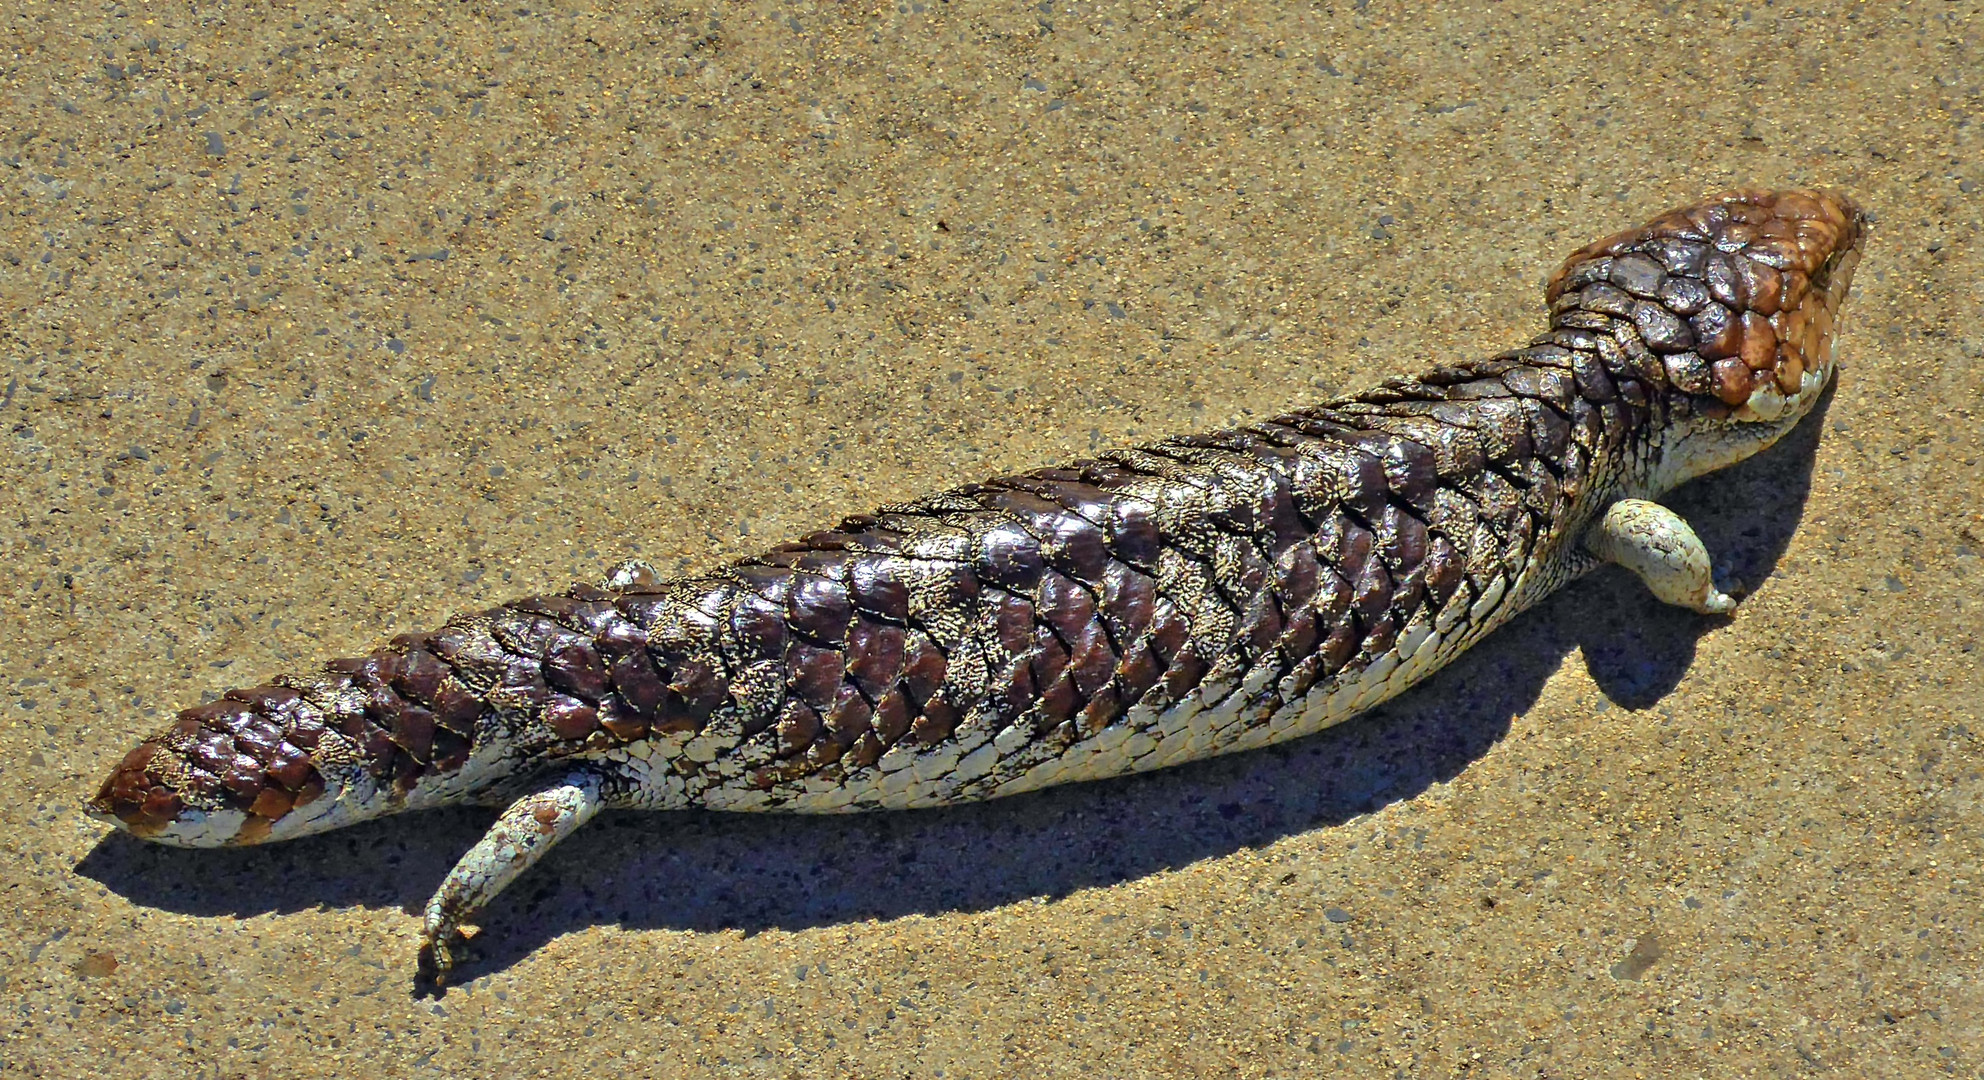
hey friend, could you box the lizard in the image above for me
[88,188,1867,982]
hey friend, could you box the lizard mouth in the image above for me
[1544,187,1867,428]
[1730,226,1862,425]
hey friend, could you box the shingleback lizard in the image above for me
[88,189,1867,982]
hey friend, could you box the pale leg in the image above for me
[602,558,662,590]
[421,768,605,984]
[1584,498,1738,614]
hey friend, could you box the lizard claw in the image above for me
[417,922,470,991]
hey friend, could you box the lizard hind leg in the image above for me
[601,558,663,591]
[1583,498,1739,615]
[420,767,608,985]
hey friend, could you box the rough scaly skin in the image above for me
[88,189,1867,981]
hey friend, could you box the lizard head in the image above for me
[1546,188,1867,488]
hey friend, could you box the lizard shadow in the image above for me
[74,388,1833,990]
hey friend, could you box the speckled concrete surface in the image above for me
[4,2,1980,1076]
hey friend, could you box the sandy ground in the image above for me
[3,1,1980,1076]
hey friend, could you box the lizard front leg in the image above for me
[1584,498,1739,615]
[421,767,608,984]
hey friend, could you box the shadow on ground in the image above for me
[75,389,1833,991]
